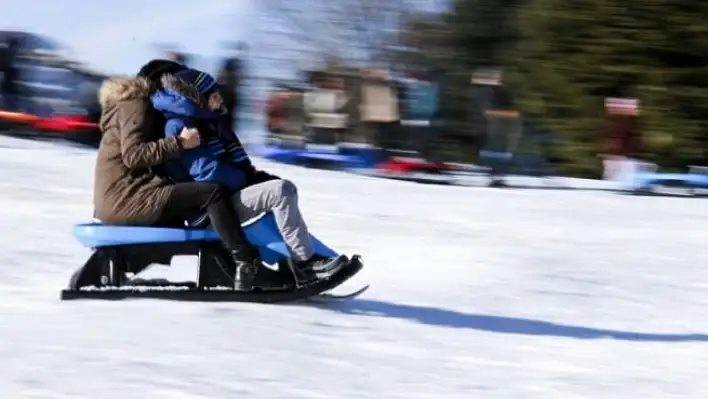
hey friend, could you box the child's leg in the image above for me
[231,179,314,262]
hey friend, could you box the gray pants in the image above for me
[230,179,314,262]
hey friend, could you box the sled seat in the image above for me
[64,211,341,295]
[73,212,336,261]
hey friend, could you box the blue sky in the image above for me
[3,0,253,74]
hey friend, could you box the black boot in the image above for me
[204,193,267,291]
[204,192,297,291]
[231,247,260,291]
[232,248,295,292]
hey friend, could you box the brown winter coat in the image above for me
[93,76,184,225]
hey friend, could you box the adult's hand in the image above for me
[179,127,201,149]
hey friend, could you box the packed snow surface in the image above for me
[0,136,705,398]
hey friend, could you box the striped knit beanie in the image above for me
[174,68,219,97]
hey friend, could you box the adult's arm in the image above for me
[118,100,184,169]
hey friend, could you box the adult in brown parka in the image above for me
[92,59,263,288]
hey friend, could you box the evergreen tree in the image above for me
[508,0,708,175]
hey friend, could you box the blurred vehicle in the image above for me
[0,30,106,147]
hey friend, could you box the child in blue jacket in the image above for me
[150,68,347,287]
[151,68,254,192]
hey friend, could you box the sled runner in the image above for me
[60,212,366,302]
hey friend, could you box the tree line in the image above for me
[394,0,708,176]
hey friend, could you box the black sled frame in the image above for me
[60,241,364,303]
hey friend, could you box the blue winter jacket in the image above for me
[150,88,252,192]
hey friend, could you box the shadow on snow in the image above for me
[317,299,708,342]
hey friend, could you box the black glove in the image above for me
[248,166,280,185]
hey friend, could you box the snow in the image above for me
[0,135,707,398]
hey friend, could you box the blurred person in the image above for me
[601,98,644,190]
[74,74,104,122]
[148,67,348,288]
[0,35,21,110]
[266,86,305,144]
[93,59,269,289]
[216,42,245,130]
[215,57,238,127]
[401,70,440,158]
[282,86,306,139]
[303,72,348,145]
[359,68,400,152]
[266,87,287,134]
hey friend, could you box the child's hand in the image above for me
[179,127,201,149]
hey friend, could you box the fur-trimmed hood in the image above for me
[97,72,205,110]
[98,76,151,109]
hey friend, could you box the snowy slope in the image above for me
[0,136,706,399]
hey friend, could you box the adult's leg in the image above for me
[156,182,258,262]
[156,182,274,289]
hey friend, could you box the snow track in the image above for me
[0,136,705,398]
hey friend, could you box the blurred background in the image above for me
[2,0,707,190]
[2,4,708,396]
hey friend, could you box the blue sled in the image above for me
[62,212,365,301]
[253,144,383,170]
[632,172,708,192]
[73,212,337,265]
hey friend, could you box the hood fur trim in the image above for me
[98,77,151,109]
[160,73,205,107]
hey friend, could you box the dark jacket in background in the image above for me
[0,36,20,109]
[216,57,240,125]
